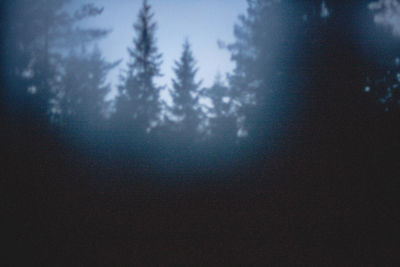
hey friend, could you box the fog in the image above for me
[2,0,400,264]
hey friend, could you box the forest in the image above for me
[2,0,400,265]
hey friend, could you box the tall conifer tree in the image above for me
[206,74,238,141]
[52,47,118,125]
[115,0,163,133]
[227,0,328,140]
[170,40,202,137]
[3,0,108,120]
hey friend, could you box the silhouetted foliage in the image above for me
[51,47,119,125]
[114,0,163,134]
[226,0,381,151]
[204,74,238,142]
[169,40,202,140]
[227,0,314,145]
[3,1,400,265]
[363,1,400,114]
[3,0,109,122]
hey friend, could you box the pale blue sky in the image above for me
[80,0,247,97]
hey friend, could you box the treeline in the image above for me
[2,0,400,168]
[1,0,237,145]
[3,1,400,264]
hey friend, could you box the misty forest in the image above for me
[2,0,400,265]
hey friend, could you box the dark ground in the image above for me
[3,117,400,266]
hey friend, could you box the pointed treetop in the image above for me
[172,39,202,92]
[126,0,162,79]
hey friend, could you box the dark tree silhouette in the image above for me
[170,39,202,139]
[2,0,108,122]
[52,47,119,126]
[114,0,163,134]
[2,1,400,265]
[364,1,400,114]
[227,0,317,149]
[365,58,400,113]
[205,73,238,142]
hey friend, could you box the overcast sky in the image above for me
[80,0,247,97]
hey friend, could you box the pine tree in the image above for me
[228,0,289,139]
[206,74,238,141]
[227,0,331,141]
[52,47,119,125]
[3,0,109,121]
[115,0,163,133]
[364,1,400,113]
[228,0,375,159]
[170,39,202,137]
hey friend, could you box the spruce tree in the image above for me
[170,40,202,137]
[206,74,238,141]
[52,47,118,125]
[3,0,109,121]
[227,0,331,141]
[115,0,163,133]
